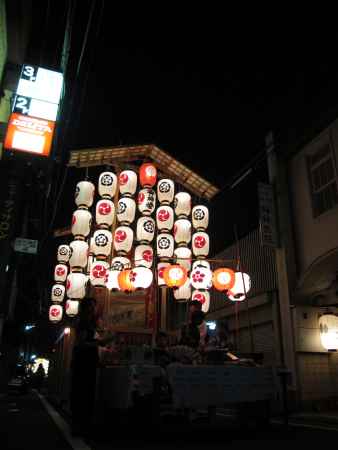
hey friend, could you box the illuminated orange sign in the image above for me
[4,113,55,157]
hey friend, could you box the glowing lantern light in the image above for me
[49,305,63,323]
[174,247,192,271]
[156,206,174,231]
[157,233,174,259]
[98,172,117,199]
[75,181,95,208]
[66,272,87,299]
[192,205,209,231]
[96,199,115,228]
[157,262,170,287]
[131,267,153,290]
[114,226,134,254]
[190,266,213,290]
[139,162,157,188]
[192,232,209,258]
[191,290,210,313]
[173,279,191,301]
[138,188,156,215]
[163,264,187,288]
[119,170,137,197]
[174,192,191,218]
[54,264,68,283]
[90,261,109,287]
[71,209,92,239]
[69,240,89,270]
[227,272,251,302]
[65,300,79,317]
[91,229,112,258]
[51,284,65,303]
[118,269,136,292]
[212,268,236,292]
[174,219,191,245]
[157,179,175,205]
[319,313,338,351]
[57,245,71,263]
[117,197,136,225]
[136,217,155,243]
[134,244,153,268]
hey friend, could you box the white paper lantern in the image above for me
[91,229,112,258]
[138,188,156,215]
[157,233,174,259]
[192,232,209,258]
[190,266,212,290]
[57,245,71,263]
[136,217,155,243]
[54,264,68,283]
[69,240,89,270]
[228,272,251,302]
[192,205,209,231]
[319,314,338,351]
[174,192,191,218]
[106,269,120,291]
[65,300,79,317]
[90,261,109,287]
[174,279,191,301]
[156,206,174,231]
[130,267,153,290]
[114,226,134,254]
[86,254,95,275]
[75,180,95,208]
[157,262,170,287]
[191,290,210,313]
[117,197,136,225]
[119,170,137,197]
[174,219,191,245]
[71,209,92,238]
[192,260,210,271]
[107,257,131,291]
[49,304,63,323]
[66,272,87,299]
[96,199,115,228]
[111,256,131,271]
[174,247,192,271]
[157,179,175,205]
[134,244,153,268]
[51,284,65,303]
[98,172,117,199]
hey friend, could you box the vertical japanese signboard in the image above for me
[258,182,278,248]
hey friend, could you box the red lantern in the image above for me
[212,268,235,292]
[118,269,136,292]
[139,163,157,188]
[163,264,187,288]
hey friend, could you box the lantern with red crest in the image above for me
[71,209,92,239]
[91,230,112,258]
[192,232,209,258]
[96,199,115,228]
[174,192,191,218]
[118,269,136,292]
[157,179,175,205]
[130,267,153,290]
[119,170,137,197]
[69,240,89,271]
[65,300,79,317]
[54,264,68,283]
[212,268,236,292]
[156,206,174,231]
[98,172,117,199]
[51,284,65,303]
[190,265,212,290]
[49,304,63,323]
[134,244,153,268]
[90,261,109,287]
[113,226,134,255]
[136,217,155,243]
[192,205,209,231]
[157,262,170,287]
[139,163,157,188]
[117,197,136,225]
[163,264,187,288]
[75,180,95,209]
[138,188,156,215]
[66,272,87,299]
[191,290,210,313]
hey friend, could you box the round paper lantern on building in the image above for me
[174,247,192,271]
[130,267,153,290]
[134,245,153,268]
[157,262,170,287]
[66,272,87,299]
[192,232,209,258]
[57,244,71,263]
[139,163,157,188]
[174,219,191,245]
[319,313,338,351]
[192,205,209,231]
[174,192,191,218]
[118,269,136,293]
[107,257,131,291]
[111,256,131,271]
[69,240,89,270]
[156,206,174,231]
[190,266,213,290]
[65,300,79,317]
[173,279,191,301]
[75,180,95,208]
[119,170,137,197]
[227,272,251,302]
[98,172,117,199]
[106,269,120,291]
[191,290,210,313]
[163,264,187,288]
[117,197,136,225]
[71,209,92,239]
[136,217,155,243]
[138,188,156,216]
[212,268,236,292]
[96,199,115,228]
[90,261,109,287]
[51,284,65,303]
[192,260,210,271]
[157,233,174,259]
[157,179,175,205]
[49,304,63,323]
[91,229,112,258]
[54,264,68,283]
[113,226,134,254]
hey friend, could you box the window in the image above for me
[308,144,338,217]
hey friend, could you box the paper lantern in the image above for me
[157,262,170,287]
[134,245,153,268]
[130,267,153,290]
[227,272,251,302]
[54,264,68,283]
[98,172,117,199]
[75,180,95,208]
[192,205,209,230]
[191,290,210,313]
[138,188,156,215]
[192,232,209,258]
[106,269,120,291]
[51,284,65,303]
[156,233,174,259]
[107,257,131,291]
[174,192,191,218]
[71,209,92,239]
[69,240,89,270]
[117,197,136,225]
[190,266,213,290]
[174,219,191,245]
[49,305,63,323]
[319,313,338,351]
[66,272,87,299]
[163,264,187,288]
[86,254,95,275]
[119,170,137,197]
[174,247,192,271]
[96,199,115,228]
[118,269,136,292]
[113,226,134,254]
[212,268,236,292]
[65,300,79,317]
[139,163,157,188]
[157,179,175,205]
[156,206,174,231]
[57,244,71,263]
[192,260,210,271]
[173,279,191,301]
[136,217,155,243]
[91,229,112,258]
[90,261,109,287]
[111,256,131,271]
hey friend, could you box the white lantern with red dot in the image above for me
[66,272,87,299]
[190,266,212,290]
[98,172,117,199]
[51,284,65,303]
[96,199,115,228]
[114,226,134,254]
[49,304,63,323]
[156,206,174,231]
[157,262,170,287]
[65,300,79,317]
[138,188,156,216]
[71,209,92,239]
[173,279,191,301]
[139,163,157,188]
[192,260,210,271]
[69,240,89,270]
[130,267,153,290]
[136,217,155,243]
[117,197,136,225]
[91,229,112,258]
[192,232,209,258]
[227,272,251,302]
[192,205,209,231]
[57,244,71,263]
[174,192,191,218]
[134,245,153,268]
[174,219,191,245]
[191,290,210,313]
[157,179,175,205]
[119,170,137,197]
[54,264,68,283]
[90,261,109,287]
[174,247,192,271]
[157,233,174,259]
[75,180,95,208]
